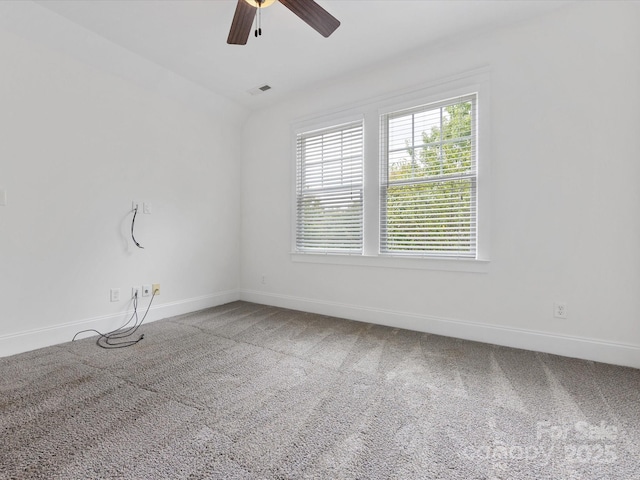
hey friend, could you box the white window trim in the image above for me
[291,68,491,273]
[291,252,489,273]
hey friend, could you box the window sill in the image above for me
[290,252,489,273]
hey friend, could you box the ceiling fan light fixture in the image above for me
[243,0,277,8]
[228,0,340,45]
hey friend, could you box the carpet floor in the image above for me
[1,301,639,479]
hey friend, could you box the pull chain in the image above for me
[254,1,263,37]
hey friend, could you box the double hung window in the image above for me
[295,121,364,253]
[293,71,487,268]
[380,95,477,257]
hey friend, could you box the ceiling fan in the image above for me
[227,0,340,45]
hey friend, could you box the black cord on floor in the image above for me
[72,290,157,349]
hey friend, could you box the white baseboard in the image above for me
[0,289,240,358]
[241,290,640,370]
[5,288,638,370]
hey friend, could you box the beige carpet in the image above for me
[1,301,639,479]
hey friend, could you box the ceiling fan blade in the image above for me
[279,0,340,38]
[227,0,256,45]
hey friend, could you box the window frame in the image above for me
[294,118,365,254]
[379,94,478,258]
[291,68,490,273]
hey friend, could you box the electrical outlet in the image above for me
[152,283,160,295]
[554,302,567,319]
[110,288,121,302]
[132,286,141,299]
[142,284,152,297]
[261,275,266,285]
[131,200,141,213]
[143,202,152,214]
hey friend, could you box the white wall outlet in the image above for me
[143,202,152,214]
[110,288,121,302]
[152,283,160,295]
[132,200,141,212]
[554,302,567,319]
[142,284,152,297]
[261,275,266,285]
[132,286,141,299]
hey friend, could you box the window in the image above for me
[292,69,488,269]
[380,95,477,257]
[295,120,364,253]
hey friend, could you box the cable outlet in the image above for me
[132,286,141,299]
[142,284,152,297]
[110,288,121,302]
[554,302,567,319]
[131,200,141,212]
[152,283,160,295]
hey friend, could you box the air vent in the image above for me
[248,84,272,96]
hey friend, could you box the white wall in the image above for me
[2,2,639,368]
[240,2,640,368]
[0,4,246,355]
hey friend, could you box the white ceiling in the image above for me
[32,0,573,110]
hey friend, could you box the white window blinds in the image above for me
[296,121,364,253]
[380,94,477,257]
